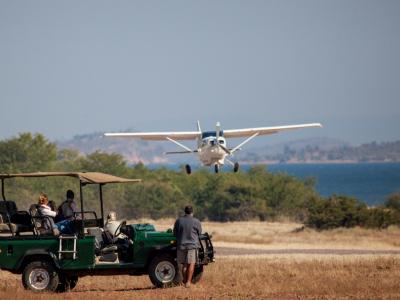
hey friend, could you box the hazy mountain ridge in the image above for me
[238,139,400,163]
[57,132,168,164]
[56,133,400,164]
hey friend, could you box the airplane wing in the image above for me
[223,123,322,138]
[104,131,201,140]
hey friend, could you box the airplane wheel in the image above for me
[185,164,192,175]
[233,162,239,173]
[214,165,219,173]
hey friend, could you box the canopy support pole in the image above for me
[79,181,84,237]
[1,179,5,201]
[99,184,105,228]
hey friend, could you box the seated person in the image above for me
[37,193,59,235]
[55,190,78,234]
[56,189,78,222]
[105,211,120,235]
[38,193,56,218]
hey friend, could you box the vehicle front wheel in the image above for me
[22,260,59,292]
[148,254,179,288]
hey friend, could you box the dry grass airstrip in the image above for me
[1,220,400,299]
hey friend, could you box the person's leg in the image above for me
[182,264,188,283]
[56,219,73,234]
[177,263,184,284]
[184,249,197,288]
[176,249,185,284]
[185,262,195,287]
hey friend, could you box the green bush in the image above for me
[2,132,397,228]
[306,195,368,229]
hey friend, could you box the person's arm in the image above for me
[40,206,57,218]
[196,219,202,235]
[70,200,77,212]
[173,219,178,237]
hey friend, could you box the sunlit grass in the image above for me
[1,257,400,299]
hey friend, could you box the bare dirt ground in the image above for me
[1,220,400,299]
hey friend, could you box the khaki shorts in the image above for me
[177,249,197,264]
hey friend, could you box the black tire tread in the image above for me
[22,260,59,292]
[148,254,179,288]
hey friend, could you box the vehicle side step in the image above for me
[58,234,77,260]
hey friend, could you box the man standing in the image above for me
[173,205,202,288]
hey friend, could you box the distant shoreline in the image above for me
[146,161,400,167]
[240,160,400,165]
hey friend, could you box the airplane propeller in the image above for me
[214,122,230,154]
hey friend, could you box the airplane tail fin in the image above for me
[196,121,202,148]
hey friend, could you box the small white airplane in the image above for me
[104,121,322,174]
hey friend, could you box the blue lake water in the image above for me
[266,163,400,206]
[150,163,400,206]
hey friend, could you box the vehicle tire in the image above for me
[191,265,204,284]
[22,260,59,292]
[148,254,179,288]
[185,164,192,175]
[56,275,78,292]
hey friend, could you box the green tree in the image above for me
[79,151,127,176]
[0,133,57,172]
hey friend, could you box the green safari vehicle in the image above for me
[0,172,214,292]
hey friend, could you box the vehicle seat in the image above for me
[0,201,32,234]
[29,204,59,236]
[0,213,17,233]
[87,227,118,256]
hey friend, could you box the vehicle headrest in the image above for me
[0,201,17,215]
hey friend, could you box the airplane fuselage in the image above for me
[197,136,227,166]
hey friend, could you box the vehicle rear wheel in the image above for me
[56,274,78,292]
[22,260,59,292]
[148,254,179,288]
[191,265,204,284]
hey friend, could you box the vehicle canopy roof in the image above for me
[0,172,141,185]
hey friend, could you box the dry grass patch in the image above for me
[1,257,400,299]
[141,219,400,250]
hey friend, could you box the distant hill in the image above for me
[56,133,400,165]
[57,132,168,164]
[238,139,400,163]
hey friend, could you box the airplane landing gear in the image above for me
[185,164,192,175]
[233,162,239,173]
[214,164,219,174]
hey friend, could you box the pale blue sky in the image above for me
[0,1,399,145]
